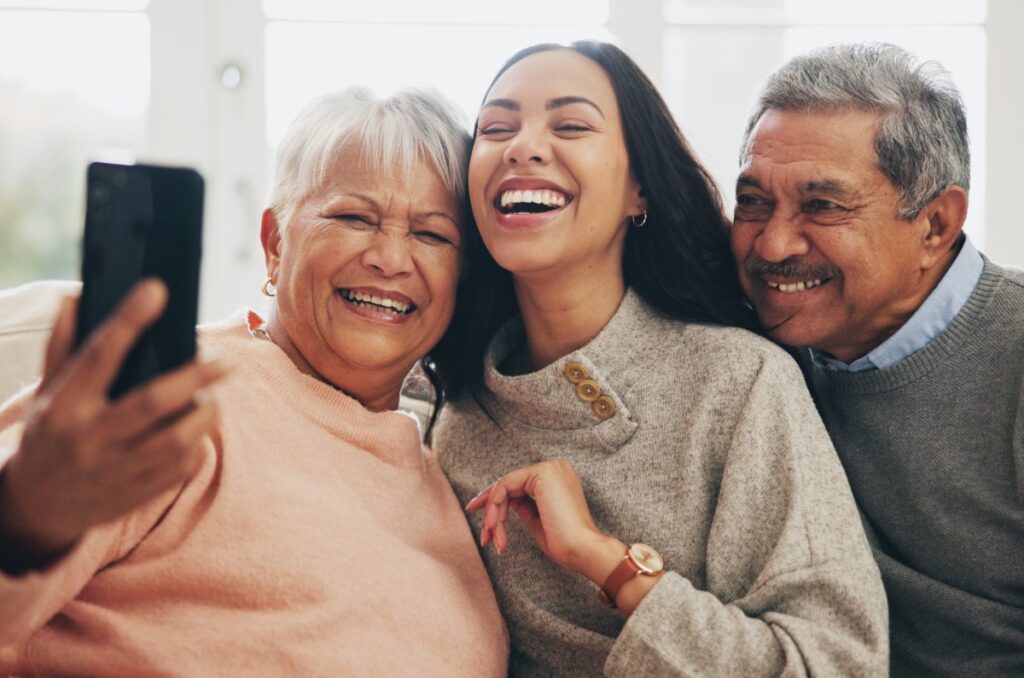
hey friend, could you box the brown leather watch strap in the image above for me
[599,551,641,608]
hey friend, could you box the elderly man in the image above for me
[730,43,1023,676]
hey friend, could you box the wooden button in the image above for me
[592,395,616,420]
[575,379,601,403]
[563,362,589,384]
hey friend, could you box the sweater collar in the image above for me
[210,310,426,468]
[809,237,984,372]
[481,289,674,447]
[803,256,1006,393]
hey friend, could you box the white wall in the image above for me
[985,0,1024,268]
[4,1,1020,318]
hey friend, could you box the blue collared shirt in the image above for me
[810,237,984,372]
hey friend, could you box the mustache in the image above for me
[743,256,839,280]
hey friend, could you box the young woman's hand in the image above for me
[467,460,664,615]
[466,460,622,581]
[0,280,230,570]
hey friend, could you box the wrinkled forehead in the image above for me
[740,108,887,186]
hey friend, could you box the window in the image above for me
[1,0,1020,319]
[0,2,149,288]
[661,0,988,246]
[263,0,613,148]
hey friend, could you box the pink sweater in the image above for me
[0,316,508,676]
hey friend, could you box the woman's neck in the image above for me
[264,308,402,412]
[511,268,626,373]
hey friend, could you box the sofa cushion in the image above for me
[0,280,81,403]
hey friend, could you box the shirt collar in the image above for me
[810,236,984,372]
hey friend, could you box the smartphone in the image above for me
[74,161,204,399]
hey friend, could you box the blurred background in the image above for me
[1,0,1019,322]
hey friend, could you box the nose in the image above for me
[503,126,550,166]
[361,228,414,278]
[754,211,810,263]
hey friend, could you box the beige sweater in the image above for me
[0,314,508,676]
[435,290,888,677]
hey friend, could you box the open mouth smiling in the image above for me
[338,288,416,316]
[495,188,571,215]
[765,277,832,293]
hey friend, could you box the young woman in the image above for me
[435,41,887,676]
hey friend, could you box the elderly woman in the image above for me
[0,88,507,675]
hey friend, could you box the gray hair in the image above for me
[269,85,470,227]
[740,43,969,219]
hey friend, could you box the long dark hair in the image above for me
[434,40,758,410]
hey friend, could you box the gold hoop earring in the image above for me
[261,277,277,297]
[631,209,648,228]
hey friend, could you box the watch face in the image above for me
[629,543,664,574]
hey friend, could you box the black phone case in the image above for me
[75,162,204,398]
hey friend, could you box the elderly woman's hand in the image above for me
[0,280,230,571]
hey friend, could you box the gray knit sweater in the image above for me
[801,259,1024,677]
[435,290,888,677]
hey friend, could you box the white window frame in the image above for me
[7,0,1018,317]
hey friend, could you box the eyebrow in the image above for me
[735,176,855,200]
[416,210,460,228]
[346,192,378,208]
[481,98,519,112]
[736,175,763,191]
[801,180,855,199]
[480,95,605,119]
[342,193,459,228]
[547,96,604,118]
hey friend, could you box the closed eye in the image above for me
[803,199,846,213]
[733,193,773,222]
[330,214,376,228]
[414,230,457,246]
[477,125,514,137]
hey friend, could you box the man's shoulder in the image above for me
[977,257,1024,333]
[981,254,1024,287]
[989,259,1024,291]
[674,322,799,369]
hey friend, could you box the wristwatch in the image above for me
[598,543,665,608]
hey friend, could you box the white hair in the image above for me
[268,86,471,227]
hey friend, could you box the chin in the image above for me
[765,323,831,352]
[488,243,563,277]
[329,333,415,371]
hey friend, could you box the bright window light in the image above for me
[0,7,148,287]
[264,0,609,24]
[664,0,986,25]
[265,22,613,148]
[0,1,147,9]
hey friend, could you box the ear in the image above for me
[260,207,282,281]
[629,176,647,216]
[918,186,969,270]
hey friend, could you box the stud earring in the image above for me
[631,209,648,228]
[261,277,277,297]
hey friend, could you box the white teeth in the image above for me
[342,289,411,314]
[767,278,826,293]
[499,188,568,209]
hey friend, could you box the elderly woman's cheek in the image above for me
[421,245,462,329]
